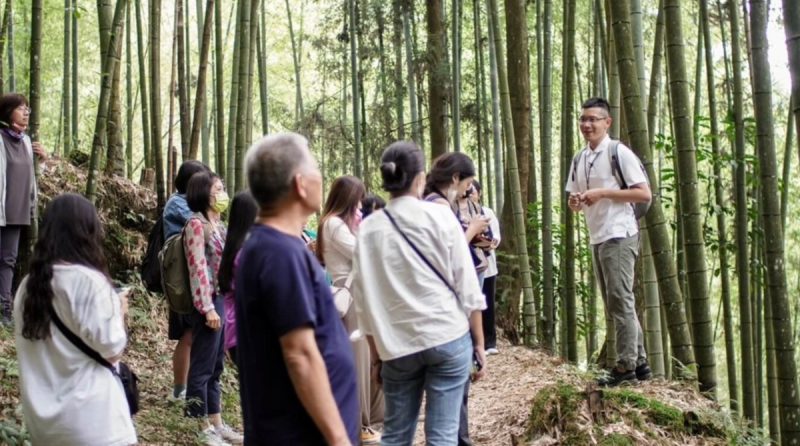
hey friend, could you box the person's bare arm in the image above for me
[469,311,486,381]
[281,326,353,446]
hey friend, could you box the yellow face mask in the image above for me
[211,192,230,213]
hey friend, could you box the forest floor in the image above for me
[0,157,766,445]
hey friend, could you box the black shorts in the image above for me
[167,308,193,340]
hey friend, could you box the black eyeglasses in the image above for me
[578,116,607,124]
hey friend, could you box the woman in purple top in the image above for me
[217,191,258,364]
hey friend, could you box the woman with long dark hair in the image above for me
[217,190,258,364]
[182,171,243,445]
[14,193,136,445]
[351,141,487,445]
[317,175,383,445]
[0,93,47,324]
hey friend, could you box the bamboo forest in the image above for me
[0,0,799,444]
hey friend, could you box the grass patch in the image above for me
[526,381,591,445]
[599,433,635,446]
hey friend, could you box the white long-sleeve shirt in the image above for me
[322,216,356,287]
[352,196,486,361]
[483,206,501,278]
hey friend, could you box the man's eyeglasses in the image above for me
[16,106,31,114]
[578,116,607,124]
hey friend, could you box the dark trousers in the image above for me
[185,296,226,418]
[0,225,22,320]
[482,275,497,349]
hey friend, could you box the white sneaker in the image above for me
[361,426,381,444]
[168,389,186,403]
[200,427,231,446]
[215,422,244,445]
[486,347,500,356]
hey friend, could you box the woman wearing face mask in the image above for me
[317,175,383,445]
[424,152,489,446]
[183,171,243,446]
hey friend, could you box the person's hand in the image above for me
[31,142,47,161]
[205,309,221,330]
[468,215,490,233]
[306,239,317,254]
[581,189,606,206]
[371,360,383,389]
[568,192,582,210]
[472,348,487,382]
[490,238,500,250]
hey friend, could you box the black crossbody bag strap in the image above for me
[50,307,119,377]
[384,210,461,304]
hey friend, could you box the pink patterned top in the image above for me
[183,214,226,314]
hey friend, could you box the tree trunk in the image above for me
[62,0,71,154]
[700,0,738,411]
[348,0,361,176]
[784,0,800,155]
[486,0,536,348]
[256,9,269,135]
[391,0,404,139]
[608,0,696,379]
[134,0,151,170]
[749,0,800,441]
[729,0,756,420]
[195,0,210,163]
[0,0,11,96]
[167,21,178,194]
[176,0,190,159]
[28,0,42,142]
[150,0,165,209]
[87,0,127,203]
[450,0,460,151]
[427,0,448,159]
[213,0,225,176]
[664,0,716,394]
[404,4,420,144]
[234,0,259,191]
[188,0,215,160]
[540,0,555,350]
[125,0,132,178]
[561,0,577,362]
[105,36,125,176]
[6,0,13,93]
[782,105,794,229]
[285,0,304,124]
[226,0,244,184]
[487,13,503,214]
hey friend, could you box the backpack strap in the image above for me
[607,140,629,189]
[571,148,587,184]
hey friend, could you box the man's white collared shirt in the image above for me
[565,135,647,245]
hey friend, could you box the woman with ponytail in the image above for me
[14,193,137,445]
[351,141,488,445]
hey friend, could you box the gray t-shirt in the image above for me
[3,132,33,225]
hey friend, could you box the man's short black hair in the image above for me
[582,97,611,115]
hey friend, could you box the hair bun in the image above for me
[384,162,396,174]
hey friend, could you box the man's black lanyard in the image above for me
[583,148,601,191]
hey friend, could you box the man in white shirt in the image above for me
[566,97,652,387]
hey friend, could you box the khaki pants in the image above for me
[343,304,385,430]
[592,233,647,371]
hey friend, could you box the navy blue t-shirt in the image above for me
[234,224,358,445]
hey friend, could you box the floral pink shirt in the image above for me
[183,214,226,314]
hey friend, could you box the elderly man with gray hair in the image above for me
[234,132,358,446]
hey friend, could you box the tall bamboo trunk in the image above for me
[195,0,210,163]
[105,35,125,176]
[700,0,738,411]
[664,0,716,394]
[561,0,577,362]
[225,0,243,184]
[125,0,132,178]
[285,0,303,124]
[403,5,420,144]
[87,0,127,203]
[6,0,12,93]
[784,0,800,155]
[451,0,460,151]
[150,0,165,209]
[256,9,269,135]
[728,0,756,420]
[134,0,151,170]
[608,0,696,378]
[188,0,215,160]
[749,0,800,441]
[427,0,448,159]
[486,0,536,347]
[232,0,252,189]
[213,0,225,176]
[0,0,11,95]
[28,0,42,142]
[783,105,794,228]
[540,0,555,350]
[487,13,503,214]
[176,0,190,159]
[62,0,71,154]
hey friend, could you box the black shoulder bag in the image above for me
[50,307,140,416]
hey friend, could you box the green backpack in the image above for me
[159,215,212,314]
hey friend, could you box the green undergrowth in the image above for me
[527,381,768,446]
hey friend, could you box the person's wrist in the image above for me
[371,358,382,368]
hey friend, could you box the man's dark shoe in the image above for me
[636,364,652,381]
[596,367,639,387]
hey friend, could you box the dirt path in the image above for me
[412,340,566,446]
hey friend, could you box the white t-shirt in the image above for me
[14,264,137,446]
[352,196,486,361]
[483,207,501,278]
[565,135,647,245]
